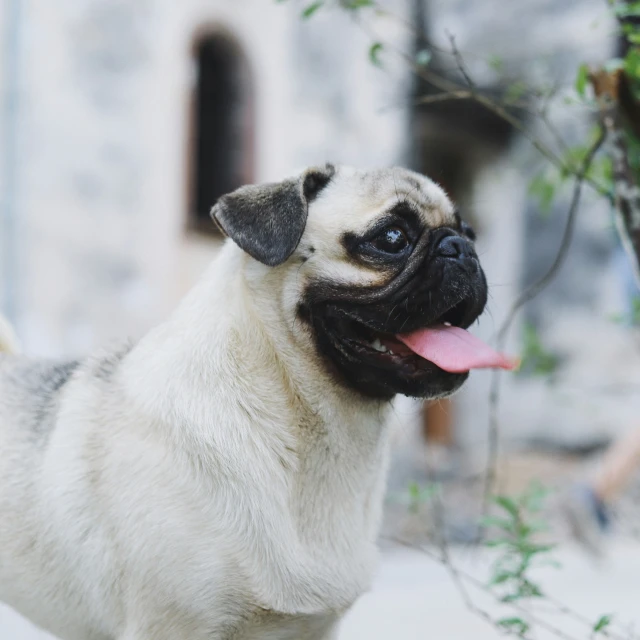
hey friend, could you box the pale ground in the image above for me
[1,542,639,640]
[341,542,640,639]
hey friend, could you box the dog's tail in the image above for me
[0,313,20,355]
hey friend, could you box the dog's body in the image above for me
[0,166,490,639]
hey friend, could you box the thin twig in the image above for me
[348,5,613,200]
[414,90,474,105]
[387,536,633,640]
[497,123,607,346]
[447,30,475,88]
[403,49,612,200]
[483,123,608,506]
[387,537,589,640]
[538,108,573,157]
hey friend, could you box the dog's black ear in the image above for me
[211,164,335,266]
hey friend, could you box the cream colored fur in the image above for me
[0,166,456,639]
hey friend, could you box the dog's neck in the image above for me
[122,243,393,613]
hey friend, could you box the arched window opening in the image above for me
[188,31,253,234]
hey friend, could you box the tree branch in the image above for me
[386,537,631,640]
[446,31,475,88]
[591,68,640,285]
[483,123,608,505]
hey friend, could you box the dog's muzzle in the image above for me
[299,226,514,400]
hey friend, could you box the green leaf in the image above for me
[522,481,550,511]
[538,558,562,569]
[415,49,432,67]
[302,1,324,19]
[369,42,384,67]
[593,614,613,633]
[504,81,527,103]
[497,617,530,636]
[480,516,514,530]
[489,571,514,586]
[493,495,519,518]
[611,296,640,326]
[520,579,544,598]
[587,155,613,192]
[488,54,504,72]
[519,322,559,375]
[632,297,640,326]
[528,173,557,215]
[517,540,555,557]
[614,1,640,17]
[485,539,511,548]
[341,0,374,8]
[501,580,543,602]
[625,47,640,80]
[575,63,589,97]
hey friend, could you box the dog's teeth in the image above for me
[371,338,388,353]
[388,349,395,355]
[444,321,452,327]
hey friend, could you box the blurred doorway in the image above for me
[187,29,254,235]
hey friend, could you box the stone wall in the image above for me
[0,0,410,359]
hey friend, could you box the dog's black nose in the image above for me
[436,234,475,260]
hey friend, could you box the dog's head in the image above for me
[212,164,496,401]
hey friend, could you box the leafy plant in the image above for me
[369,42,384,67]
[519,323,559,376]
[301,1,324,18]
[407,481,438,514]
[482,484,554,610]
[280,0,640,637]
[497,616,531,637]
[610,295,640,326]
[593,614,613,635]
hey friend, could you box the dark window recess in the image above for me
[189,34,253,234]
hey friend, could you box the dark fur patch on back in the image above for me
[2,359,80,443]
[93,342,133,381]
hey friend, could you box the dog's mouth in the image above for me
[325,298,516,377]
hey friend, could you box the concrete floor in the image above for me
[341,542,640,639]
[2,542,639,639]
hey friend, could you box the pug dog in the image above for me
[0,165,514,640]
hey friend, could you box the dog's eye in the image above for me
[370,227,409,254]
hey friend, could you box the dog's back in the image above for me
[0,314,80,460]
[0,319,116,639]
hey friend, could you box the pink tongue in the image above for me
[397,325,518,374]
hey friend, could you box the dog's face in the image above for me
[212,164,488,401]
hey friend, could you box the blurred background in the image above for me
[2,0,640,637]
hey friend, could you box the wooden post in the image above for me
[422,398,454,446]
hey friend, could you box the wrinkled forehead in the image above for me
[307,166,456,236]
